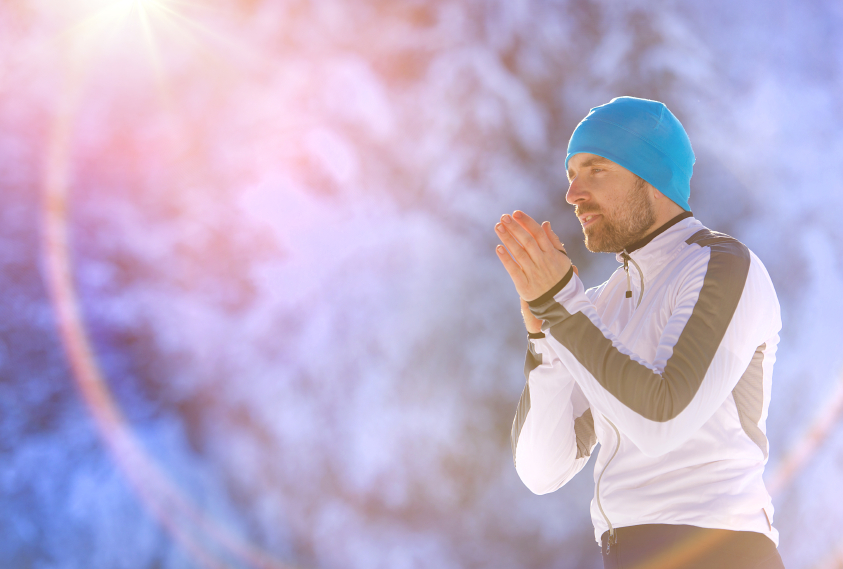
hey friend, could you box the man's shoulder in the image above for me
[681,225,778,305]
[682,225,776,276]
[684,227,748,254]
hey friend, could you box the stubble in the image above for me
[581,177,657,253]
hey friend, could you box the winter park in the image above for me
[1,0,842,568]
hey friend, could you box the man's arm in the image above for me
[503,225,592,492]
[512,334,596,494]
[527,234,781,457]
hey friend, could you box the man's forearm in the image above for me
[512,337,595,493]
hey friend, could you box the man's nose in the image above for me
[566,177,587,205]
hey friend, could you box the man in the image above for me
[496,97,785,568]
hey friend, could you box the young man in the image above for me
[496,97,785,568]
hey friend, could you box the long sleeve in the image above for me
[511,334,597,494]
[528,233,781,458]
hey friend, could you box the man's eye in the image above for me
[592,168,603,174]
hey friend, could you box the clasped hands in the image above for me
[495,211,577,333]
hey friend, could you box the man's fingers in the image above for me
[502,213,545,259]
[496,213,574,301]
[496,222,533,268]
[495,245,527,290]
[513,211,555,252]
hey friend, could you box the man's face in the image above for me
[565,153,657,253]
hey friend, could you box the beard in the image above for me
[579,177,657,253]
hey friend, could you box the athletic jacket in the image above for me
[510,213,781,546]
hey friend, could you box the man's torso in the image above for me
[582,218,780,545]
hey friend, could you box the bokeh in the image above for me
[2,0,842,568]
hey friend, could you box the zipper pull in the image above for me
[621,252,632,299]
[606,528,617,554]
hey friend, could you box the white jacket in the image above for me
[510,215,781,546]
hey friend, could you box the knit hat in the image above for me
[565,97,695,211]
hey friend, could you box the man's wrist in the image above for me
[527,265,575,307]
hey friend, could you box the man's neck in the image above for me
[622,211,693,254]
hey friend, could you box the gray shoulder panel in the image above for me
[732,343,769,458]
[574,408,597,459]
[511,343,541,466]
[534,229,751,422]
[686,228,744,248]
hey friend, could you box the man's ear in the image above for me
[650,184,684,216]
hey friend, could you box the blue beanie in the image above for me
[565,97,695,211]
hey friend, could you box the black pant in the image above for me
[601,525,785,569]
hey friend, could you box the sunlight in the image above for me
[37,0,302,566]
[126,0,162,7]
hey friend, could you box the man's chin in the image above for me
[584,238,608,253]
[583,230,619,254]
[583,235,603,253]
[583,228,601,253]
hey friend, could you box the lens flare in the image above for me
[766,372,843,498]
[40,3,304,568]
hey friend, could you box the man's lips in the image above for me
[579,213,601,228]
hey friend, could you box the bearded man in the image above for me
[497,97,785,568]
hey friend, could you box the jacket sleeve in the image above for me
[528,235,781,458]
[511,334,597,494]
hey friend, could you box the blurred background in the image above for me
[1,0,842,567]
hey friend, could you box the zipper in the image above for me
[620,250,645,309]
[601,252,642,555]
[596,419,621,554]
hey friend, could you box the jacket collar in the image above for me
[614,212,703,279]
[623,211,693,254]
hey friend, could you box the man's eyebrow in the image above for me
[567,157,612,180]
[580,157,612,168]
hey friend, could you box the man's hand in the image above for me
[495,211,574,303]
